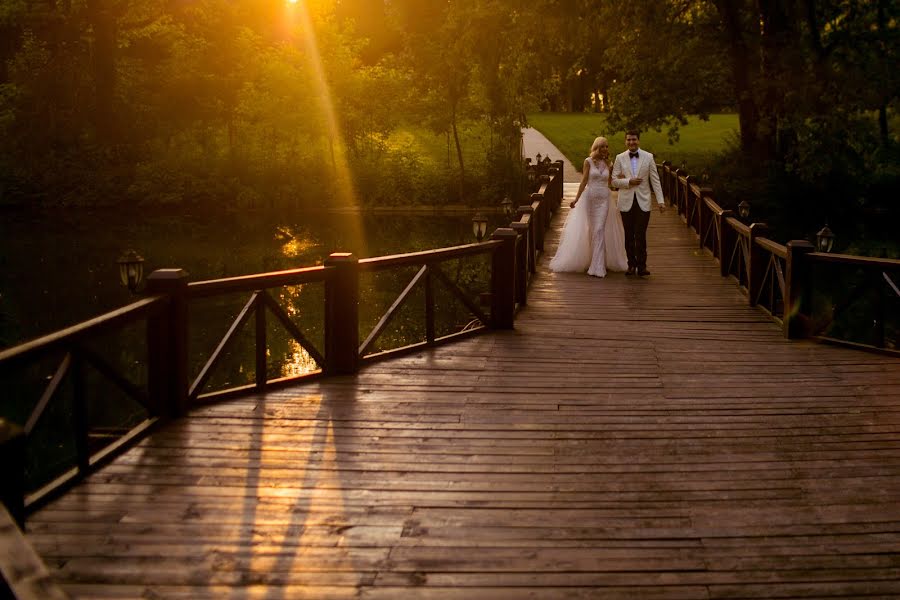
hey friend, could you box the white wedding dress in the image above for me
[549,158,629,276]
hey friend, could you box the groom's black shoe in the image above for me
[625,267,636,276]
[637,269,651,277]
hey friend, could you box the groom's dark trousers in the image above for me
[621,202,651,272]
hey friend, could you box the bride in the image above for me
[549,136,628,277]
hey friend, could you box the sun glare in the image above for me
[285,0,366,256]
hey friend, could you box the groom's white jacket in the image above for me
[612,148,665,212]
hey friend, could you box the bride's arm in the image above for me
[570,159,590,208]
[611,155,629,189]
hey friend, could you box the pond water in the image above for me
[0,208,504,347]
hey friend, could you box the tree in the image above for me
[598,0,731,141]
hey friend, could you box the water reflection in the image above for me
[280,340,321,378]
[278,229,317,259]
[0,210,501,348]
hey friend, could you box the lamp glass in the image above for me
[117,250,145,292]
[816,226,834,253]
[472,213,488,242]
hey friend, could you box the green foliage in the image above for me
[700,118,900,247]
[527,1,898,253]
[0,0,534,210]
[526,112,739,172]
[4,0,888,222]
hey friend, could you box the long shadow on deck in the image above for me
[26,183,900,599]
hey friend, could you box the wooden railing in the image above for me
[659,162,899,354]
[0,502,68,599]
[0,298,169,515]
[0,159,564,529]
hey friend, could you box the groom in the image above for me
[612,130,665,277]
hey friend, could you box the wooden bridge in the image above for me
[2,163,899,599]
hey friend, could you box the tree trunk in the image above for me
[87,0,118,144]
[714,0,762,158]
[758,0,794,162]
[451,104,465,202]
[877,0,890,144]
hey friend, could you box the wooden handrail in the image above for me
[808,252,900,268]
[703,195,725,215]
[725,216,750,236]
[187,265,331,297]
[0,296,164,366]
[0,505,69,600]
[756,237,788,259]
[359,240,502,271]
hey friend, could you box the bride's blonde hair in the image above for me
[589,136,609,161]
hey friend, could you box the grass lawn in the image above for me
[526,113,740,173]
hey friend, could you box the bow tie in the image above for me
[629,151,639,159]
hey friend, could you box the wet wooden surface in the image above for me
[28,184,900,599]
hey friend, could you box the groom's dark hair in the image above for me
[626,129,641,138]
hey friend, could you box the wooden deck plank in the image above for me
[26,183,900,598]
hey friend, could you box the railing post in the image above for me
[518,205,536,270]
[530,191,545,252]
[72,349,88,473]
[699,187,715,252]
[674,168,685,217]
[661,162,672,204]
[784,240,815,339]
[685,175,696,231]
[510,222,529,305]
[424,266,435,345]
[490,228,518,329]
[553,160,565,211]
[547,167,559,219]
[255,293,267,390]
[697,186,713,250]
[874,272,885,348]
[748,223,769,306]
[146,269,190,418]
[719,210,735,277]
[324,252,359,375]
[0,419,25,527]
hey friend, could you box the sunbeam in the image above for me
[285,0,367,258]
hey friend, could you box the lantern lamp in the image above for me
[500,197,514,220]
[117,249,145,293]
[472,212,488,243]
[816,224,835,253]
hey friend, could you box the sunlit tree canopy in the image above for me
[0,0,896,212]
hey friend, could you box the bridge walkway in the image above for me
[26,184,900,599]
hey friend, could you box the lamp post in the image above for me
[472,212,488,243]
[738,200,751,220]
[500,196,514,221]
[816,224,835,253]
[117,249,145,293]
[526,168,537,190]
